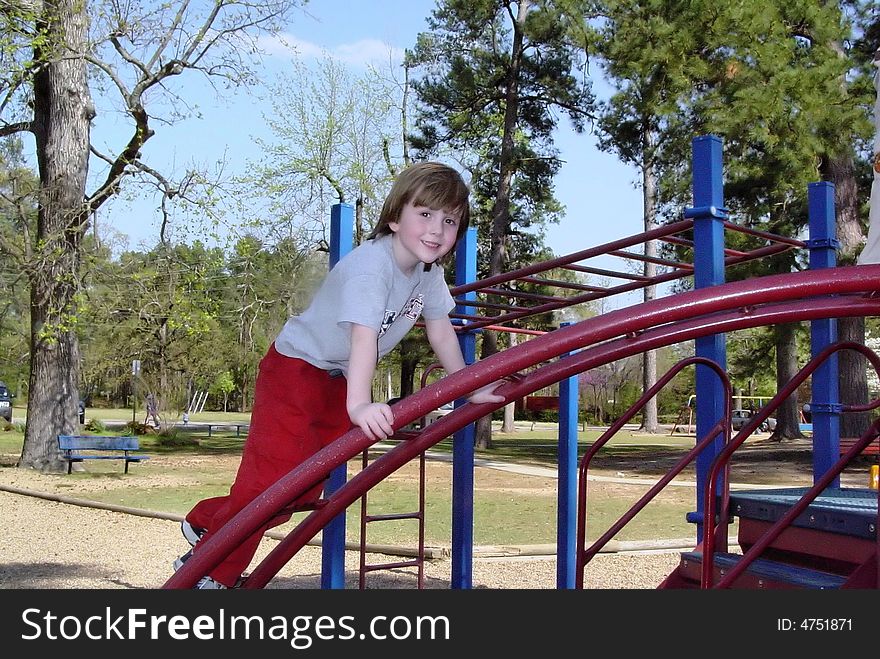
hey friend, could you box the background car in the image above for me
[0,381,13,423]
[731,408,777,432]
[423,401,454,427]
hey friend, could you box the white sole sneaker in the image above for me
[173,549,192,572]
[195,576,227,589]
[181,519,207,546]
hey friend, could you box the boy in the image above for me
[178,162,503,588]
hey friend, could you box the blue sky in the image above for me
[96,0,644,260]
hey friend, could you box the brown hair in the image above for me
[368,162,471,245]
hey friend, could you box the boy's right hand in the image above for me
[348,402,395,441]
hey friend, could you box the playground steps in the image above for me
[661,487,878,589]
[676,551,847,589]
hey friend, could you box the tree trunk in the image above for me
[400,354,418,398]
[771,323,803,441]
[396,335,424,399]
[159,318,169,417]
[475,0,530,450]
[639,133,658,433]
[838,317,869,435]
[19,1,93,472]
[501,332,517,432]
[823,40,868,439]
[825,152,868,437]
[474,331,497,449]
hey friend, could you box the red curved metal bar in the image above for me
[164,266,880,588]
[575,357,732,588]
[239,295,880,589]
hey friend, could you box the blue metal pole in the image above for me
[684,135,728,539]
[557,321,578,589]
[807,182,840,486]
[322,202,354,589]
[451,228,477,589]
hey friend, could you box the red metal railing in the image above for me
[577,340,880,590]
[575,357,732,588]
[449,217,805,334]
[702,342,880,589]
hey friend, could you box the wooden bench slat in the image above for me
[839,438,880,456]
[65,455,150,460]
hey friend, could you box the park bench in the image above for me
[57,435,150,474]
[838,437,880,457]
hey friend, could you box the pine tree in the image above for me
[409,0,594,447]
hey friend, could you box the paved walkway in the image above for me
[374,443,800,491]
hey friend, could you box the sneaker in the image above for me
[172,549,192,572]
[195,576,227,590]
[181,519,207,547]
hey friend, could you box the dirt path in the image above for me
[0,483,681,590]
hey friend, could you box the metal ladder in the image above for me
[357,430,427,589]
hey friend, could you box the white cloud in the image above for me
[333,39,405,67]
[257,33,404,68]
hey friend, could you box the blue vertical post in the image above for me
[451,227,477,589]
[557,321,578,589]
[684,135,728,539]
[322,202,354,589]
[807,182,839,487]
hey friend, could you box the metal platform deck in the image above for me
[729,487,877,540]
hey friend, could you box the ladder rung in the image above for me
[359,446,426,589]
[365,511,422,523]
[362,559,422,573]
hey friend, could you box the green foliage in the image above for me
[249,55,404,243]
[409,0,595,277]
[210,371,235,397]
[83,418,107,433]
[123,421,153,436]
[2,0,876,443]
[155,428,197,448]
[595,0,876,405]
[596,0,711,180]
[0,140,35,393]
[76,236,326,414]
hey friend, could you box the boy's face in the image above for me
[388,200,461,272]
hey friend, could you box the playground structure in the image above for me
[165,135,880,590]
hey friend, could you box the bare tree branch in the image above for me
[146,0,193,71]
[0,121,32,137]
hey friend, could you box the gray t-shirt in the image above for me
[274,234,456,374]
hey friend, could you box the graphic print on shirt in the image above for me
[402,294,424,321]
[379,309,396,337]
[379,294,424,337]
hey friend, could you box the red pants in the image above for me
[186,344,350,586]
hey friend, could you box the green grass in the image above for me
[0,415,702,546]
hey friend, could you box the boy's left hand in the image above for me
[467,381,505,405]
